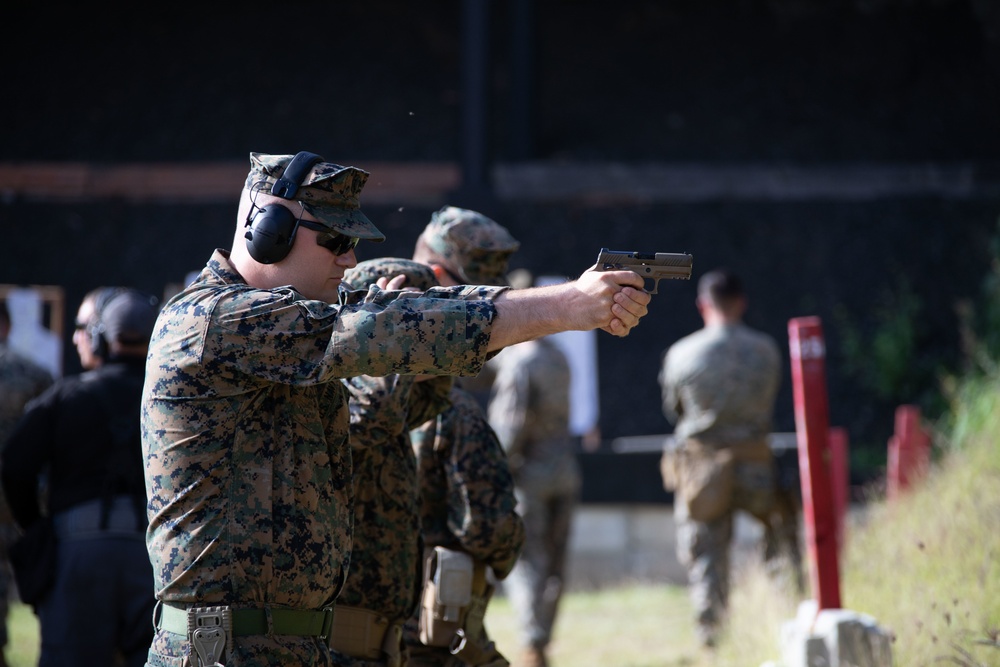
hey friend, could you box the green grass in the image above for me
[485,583,710,667]
[5,603,38,667]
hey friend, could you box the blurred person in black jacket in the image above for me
[1,287,159,667]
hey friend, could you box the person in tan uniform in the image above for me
[658,268,801,648]
[405,207,527,667]
[486,312,578,667]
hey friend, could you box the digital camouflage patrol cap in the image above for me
[418,206,520,285]
[246,152,385,241]
[343,257,439,292]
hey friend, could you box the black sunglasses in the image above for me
[298,220,360,256]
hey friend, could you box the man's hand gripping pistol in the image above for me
[596,248,694,294]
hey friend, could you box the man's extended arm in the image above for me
[488,267,649,350]
[377,265,651,350]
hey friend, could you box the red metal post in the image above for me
[788,317,841,610]
[828,427,849,555]
[887,404,931,501]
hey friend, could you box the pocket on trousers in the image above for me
[679,448,735,523]
[733,460,777,519]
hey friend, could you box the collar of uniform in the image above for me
[206,248,247,286]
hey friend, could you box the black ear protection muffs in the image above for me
[87,287,126,358]
[244,151,325,264]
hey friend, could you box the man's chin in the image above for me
[316,279,343,303]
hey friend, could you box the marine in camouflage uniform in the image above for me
[658,268,800,648]
[0,300,54,662]
[330,258,454,667]
[404,387,525,667]
[486,334,579,667]
[404,207,526,667]
[142,155,505,667]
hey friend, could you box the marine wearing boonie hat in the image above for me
[246,152,386,241]
[343,257,439,292]
[418,206,520,284]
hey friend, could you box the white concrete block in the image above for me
[778,600,893,667]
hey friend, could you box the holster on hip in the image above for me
[418,547,507,665]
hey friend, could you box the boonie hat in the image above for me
[418,206,520,285]
[101,290,160,345]
[344,257,439,292]
[246,152,385,241]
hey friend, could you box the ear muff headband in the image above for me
[244,151,325,264]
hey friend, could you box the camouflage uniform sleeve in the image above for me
[439,389,525,578]
[344,374,452,452]
[344,374,411,451]
[406,376,453,429]
[191,283,504,387]
[324,285,502,378]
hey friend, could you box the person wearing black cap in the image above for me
[1,287,160,667]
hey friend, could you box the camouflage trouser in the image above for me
[674,458,801,646]
[501,474,579,652]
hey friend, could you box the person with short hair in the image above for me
[658,268,800,649]
[404,206,527,667]
[327,257,454,667]
[485,272,578,667]
[2,287,160,667]
[141,153,651,667]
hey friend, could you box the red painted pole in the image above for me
[828,427,849,555]
[788,317,841,610]
[887,404,931,501]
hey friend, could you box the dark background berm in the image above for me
[3,2,999,493]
